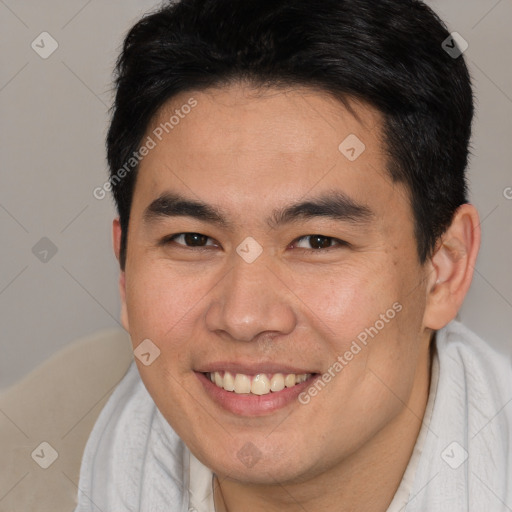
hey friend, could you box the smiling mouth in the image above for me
[204,371,315,396]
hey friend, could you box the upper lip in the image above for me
[195,362,317,375]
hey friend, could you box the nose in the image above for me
[205,255,297,343]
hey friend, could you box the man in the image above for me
[75,0,512,510]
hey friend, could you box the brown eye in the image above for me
[293,235,347,251]
[182,233,209,246]
[165,233,216,248]
[309,235,333,249]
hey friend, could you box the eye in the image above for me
[160,233,348,252]
[162,232,218,249]
[291,234,348,251]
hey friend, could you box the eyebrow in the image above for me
[143,191,374,229]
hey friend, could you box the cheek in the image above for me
[344,271,427,414]
[124,261,210,348]
[292,261,399,345]
[302,258,424,397]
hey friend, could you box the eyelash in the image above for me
[161,233,348,252]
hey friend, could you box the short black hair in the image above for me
[107,0,473,270]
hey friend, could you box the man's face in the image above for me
[119,84,433,485]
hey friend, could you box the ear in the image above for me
[113,218,129,331]
[423,204,481,330]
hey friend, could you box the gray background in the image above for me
[1,0,511,390]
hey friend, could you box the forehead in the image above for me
[148,83,382,155]
[133,84,408,224]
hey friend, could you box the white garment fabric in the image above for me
[74,321,512,512]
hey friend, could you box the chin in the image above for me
[198,439,319,486]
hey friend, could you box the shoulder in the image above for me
[75,351,188,510]
[0,328,133,511]
[406,321,512,509]
[436,320,512,392]
[434,319,512,444]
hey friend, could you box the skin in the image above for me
[113,83,480,511]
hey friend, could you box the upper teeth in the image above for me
[208,371,311,395]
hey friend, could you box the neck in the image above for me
[214,340,434,512]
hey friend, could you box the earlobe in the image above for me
[113,218,122,263]
[423,204,481,330]
[113,218,130,331]
[119,271,130,331]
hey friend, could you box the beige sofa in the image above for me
[0,329,133,512]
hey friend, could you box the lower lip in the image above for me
[196,372,317,417]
